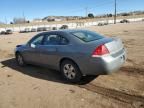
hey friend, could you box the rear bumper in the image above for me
[81,49,126,75]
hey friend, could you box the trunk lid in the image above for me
[105,37,124,54]
[86,37,124,56]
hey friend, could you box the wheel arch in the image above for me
[59,57,81,72]
[15,51,21,56]
[15,50,24,57]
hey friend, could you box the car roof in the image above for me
[58,29,87,32]
[42,29,89,34]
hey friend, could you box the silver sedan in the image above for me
[15,30,126,82]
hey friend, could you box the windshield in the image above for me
[70,30,104,42]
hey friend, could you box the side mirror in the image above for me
[30,44,36,48]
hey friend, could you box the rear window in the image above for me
[70,30,104,42]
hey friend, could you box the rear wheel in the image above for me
[16,53,26,66]
[60,60,82,83]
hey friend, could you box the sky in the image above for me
[0,0,144,23]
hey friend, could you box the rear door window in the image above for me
[60,37,69,45]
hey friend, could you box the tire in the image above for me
[16,53,26,66]
[60,60,82,83]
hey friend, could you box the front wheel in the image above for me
[60,60,82,83]
[16,53,26,66]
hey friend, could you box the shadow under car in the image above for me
[1,58,98,85]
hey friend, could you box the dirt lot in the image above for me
[0,22,144,108]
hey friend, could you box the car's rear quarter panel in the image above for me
[63,37,126,75]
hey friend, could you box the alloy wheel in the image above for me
[63,64,76,79]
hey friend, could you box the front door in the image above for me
[23,34,44,64]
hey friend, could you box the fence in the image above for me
[0,17,144,32]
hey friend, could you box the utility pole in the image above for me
[5,16,7,24]
[22,11,26,23]
[85,7,88,17]
[114,0,117,24]
[4,16,7,31]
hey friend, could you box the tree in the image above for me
[10,22,13,24]
[26,20,30,23]
[121,13,130,16]
[88,13,94,18]
[107,14,113,17]
[13,17,26,24]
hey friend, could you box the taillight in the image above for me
[92,44,109,57]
